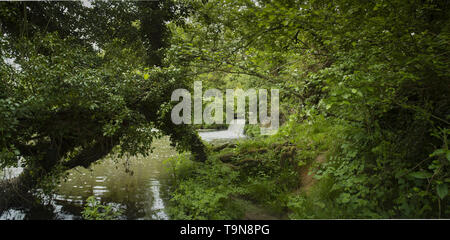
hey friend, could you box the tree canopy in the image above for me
[1,0,449,218]
[0,0,205,211]
[165,0,449,218]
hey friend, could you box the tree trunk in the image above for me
[0,169,39,214]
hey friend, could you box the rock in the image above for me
[236,158,260,168]
[212,143,237,152]
[218,152,236,163]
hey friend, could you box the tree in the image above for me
[0,0,205,213]
[164,0,449,217]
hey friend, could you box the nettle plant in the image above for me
[81,196,123,220]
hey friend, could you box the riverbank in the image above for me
[0,120,249,220]
[163,117,337,219]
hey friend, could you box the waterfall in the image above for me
[198,118,246,142]
[227,119,246,137]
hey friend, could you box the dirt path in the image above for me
[297,153,327,195]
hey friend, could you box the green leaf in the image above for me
[409,171,432,179]
[430,148,444,157]
[437,184,448,199]
[339,193,351,203]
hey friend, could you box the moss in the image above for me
[218,152,236,163]
[165,117,341,219]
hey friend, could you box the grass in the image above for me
[163,115,344,219]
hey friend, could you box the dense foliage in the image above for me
[0,1,206,212]
[81,196,123,220]
[164,0,449,219]
[1,0,448,218]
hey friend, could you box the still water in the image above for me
[1,137,177,220]
[1,122,246,220]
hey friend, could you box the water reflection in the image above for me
[1,127,247,220]
[1,137,176,220]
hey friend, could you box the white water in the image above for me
[1,159,23,180]
[148,179,169,220]
[198,119,246,142]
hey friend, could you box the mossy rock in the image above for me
[236,158,260,169]
[212,143,237,152]
[272,141,295,153]
[244,148,268,154]
[218,152,236,163]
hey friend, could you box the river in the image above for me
[1,137,176,220]
[0,120,246,220]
